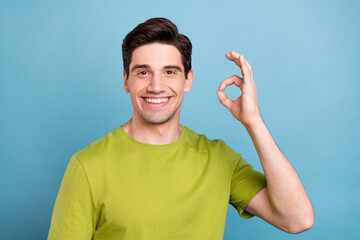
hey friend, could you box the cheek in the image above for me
[168,81,186,92]
[129,81,146,94]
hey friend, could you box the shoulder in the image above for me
[183,126,240,167]
[184,126,234,151]
[73,126,122,164]
[183,126,220,146]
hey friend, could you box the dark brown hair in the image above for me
[122,17,192,78]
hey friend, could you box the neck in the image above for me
[122,118,182,145]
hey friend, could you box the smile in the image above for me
[144,97,170,104]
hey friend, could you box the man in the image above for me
[48,18,314,239]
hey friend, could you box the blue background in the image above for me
[1,0,359,239]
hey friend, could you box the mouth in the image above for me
[141,97,171,108]
[144,97,170,104]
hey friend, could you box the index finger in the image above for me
[218,75,242,91]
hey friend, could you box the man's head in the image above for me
[121,18,193,125]
[122,17,192,79]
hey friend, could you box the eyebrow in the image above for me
[130,64,183,73]
[130,64,150,73]
[163,65,182,72]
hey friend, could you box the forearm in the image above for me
[245,120,314,224]
[217,51,314,232]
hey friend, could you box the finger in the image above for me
[231,51,252,80]
[225,51,241,68]
[218,75,243,91]
[227,51,252,83]
[243,56,253,78]
[217,90,233,111]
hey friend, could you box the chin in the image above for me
[140,112,178,125]
[142,117,172,125]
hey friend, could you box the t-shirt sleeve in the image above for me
[229,155,267,219]
[47,155,97,240]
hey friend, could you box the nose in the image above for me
[147,74,166,93]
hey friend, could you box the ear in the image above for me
[123,70,130,93]
[184,69,194,93]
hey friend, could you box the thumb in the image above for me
[217,90,233,111]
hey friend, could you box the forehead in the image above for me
[130,43,183,69]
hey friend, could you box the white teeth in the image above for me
[145,98,169,103]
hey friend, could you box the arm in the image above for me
[217,51,314,234]
[48,156,97,239]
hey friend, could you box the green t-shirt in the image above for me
[48,125,266,240]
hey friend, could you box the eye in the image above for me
[166,70,175,75]
[137,70,148,76]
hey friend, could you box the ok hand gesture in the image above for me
[217,51,263,128]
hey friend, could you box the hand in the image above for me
[217,51,263,128]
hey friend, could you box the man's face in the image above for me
[123,43,193,125]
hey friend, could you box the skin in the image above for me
[123,43,314,233]
[217,51,315,234]
[122,43,193,144]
